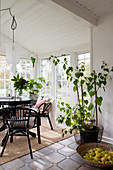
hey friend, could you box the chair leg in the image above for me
[48,115,53,130]
[1,131,8,147]
[10,130,13,143]
[0,131,9,157]
[27,130,33,159]
[37,125,41,144]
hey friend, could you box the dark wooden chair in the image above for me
[0,107,41,159]
[37,102,53,130]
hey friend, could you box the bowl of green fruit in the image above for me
[76,143,113,168]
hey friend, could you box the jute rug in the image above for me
[0,122,72,165]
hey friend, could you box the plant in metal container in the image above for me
[49,55,113,143]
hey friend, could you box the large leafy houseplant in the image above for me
[49,55,113,140]
[27,77,45,95]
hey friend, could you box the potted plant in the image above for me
[11,74,28,96]
[27,77,45,99]
[49,55,113,143]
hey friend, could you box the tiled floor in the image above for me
[1,136,113,170]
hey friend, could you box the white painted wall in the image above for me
[92,14,113,140]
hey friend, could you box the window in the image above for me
[17,59,32,80]
[0,55,11,96]
[56,55,70,103]
[0,56,32,97]
[77,52,90,102]
[77,52,90,76]
[40,59,52,96]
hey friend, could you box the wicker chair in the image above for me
[37,102,53,130]
[0,107,41,159]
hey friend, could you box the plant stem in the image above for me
[81,84,84,105]
[76,84,80,105]
[94,71,98,126]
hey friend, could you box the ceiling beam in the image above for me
[51,0,97,26]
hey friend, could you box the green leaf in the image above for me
[75,72,81,78]
[99,107,102,114]
[57,59,60,63]
[111,67,113,72]
[63,64,66,70]
[69,129,73,134]
[87,84,93,92]
[81,128,85,131]
[49,57,51,60]
[88,103,94,111]
[55,61,58,66]
[80,72,83,77]
[64,58,67,62]
[73,79,78,85]
[73,86,77,92]
[95,96,103,106]
[88,77,93,82]
[65,130,67,134]
[61,102,64,106]
[62,133,64,137]
[86,112,91,118]
[69,67,73,72]
[101,65,104,69]
[38,77,45,82]
[73,114,78,120]
[90,125,93,129]
[80,80,84,85]
[17,74,20,80]
[66,118,71,126]
[84,100,88,105]
[89,91,95,97]
[83,92,86,97]
[70,77,72,81]
[103,86,105,91]
[103,68,109,72]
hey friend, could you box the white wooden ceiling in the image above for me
[0,0,113,56]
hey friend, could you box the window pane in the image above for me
[6,63,10,79]
[0,63,4,79]
[77,52,90,77]
[56,55,70,103]
[17,59,32,80]
[77,52,90,102]
[40,58,52,96]
[0,56,11,96]
[0,81,4,89]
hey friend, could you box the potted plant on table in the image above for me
[11,74,28,96]
[49,55,113,143]
[27,77,45,99]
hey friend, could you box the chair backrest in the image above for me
[1,107,39,129]
[38,102,52,115]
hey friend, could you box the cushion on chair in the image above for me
[9,117,35,129]
[35,98,47,108]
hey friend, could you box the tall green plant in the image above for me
[49,55,113,136]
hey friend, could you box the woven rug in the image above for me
[0,122,72,165]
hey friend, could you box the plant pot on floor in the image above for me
[74,125,104,144]
[80,126,99,144]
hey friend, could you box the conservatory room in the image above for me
[0,0,113,169]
